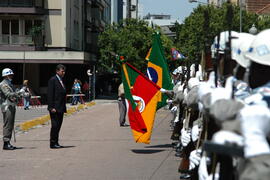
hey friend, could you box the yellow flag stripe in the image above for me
[131,91,161,144]
[122,63,131,88]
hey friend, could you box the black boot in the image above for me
[3,141,16,150]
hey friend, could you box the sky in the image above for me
[140,0,208,23]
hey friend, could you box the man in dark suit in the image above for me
[47,64,67,149]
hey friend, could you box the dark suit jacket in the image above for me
[47,75,67,113]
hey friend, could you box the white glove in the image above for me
[166,99,173,104]
[240,104,270,158]
[191,124,200,142]
[19,88,25,93]
[212,130,244,146]
[160,88,167,93]
[181,128,191,147]
[189,149,201,170]
[198,155,219,180]
[170,106,177,113]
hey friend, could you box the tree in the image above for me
[98,18,174,73]
[175,3,259,65]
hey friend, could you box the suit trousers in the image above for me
[49,112,64,144]
[117,97,127,126]
[2,106,16,142]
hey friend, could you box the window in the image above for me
[2,20,10,34]
[11,20,19,34]
[25,20,32,35]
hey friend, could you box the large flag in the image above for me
[147,32,173,109]
[121,61,161,144]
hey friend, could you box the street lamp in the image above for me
[249,24,258,35]
[87,69,92,101]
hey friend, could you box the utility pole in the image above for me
[126,0,131,18]
[136,0,138,19]
[239,0,242,32]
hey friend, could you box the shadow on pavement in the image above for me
[61,145,76,149]
[145,144,173,149]
[13,147,33,150]
[131,149,165,154]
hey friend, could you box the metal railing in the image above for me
[0,35,33,45]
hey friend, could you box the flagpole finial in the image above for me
[118,55,126,63]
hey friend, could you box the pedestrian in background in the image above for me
[0,68,19,150]
[71,78,82,105]
[118,83,127,127]
[82,80,90,101]
[21,80,31,110]
[47,64,67,149]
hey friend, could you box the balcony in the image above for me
[0,35,44,50]
[0,0,46,15]
[0,35,33,45]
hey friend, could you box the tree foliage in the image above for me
[98,18,174,73]
[175,3,261,64]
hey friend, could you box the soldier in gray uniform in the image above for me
[0,68,19,150]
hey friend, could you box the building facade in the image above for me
[111,0,123,24]
[123,0,142,19]
[246,0,270,14]
[0,0,110,101]
[208,0,238,6]
[143,14,180,39]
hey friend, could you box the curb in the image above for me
[18,101,96,131]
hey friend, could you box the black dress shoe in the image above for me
[180,173,191,179]
[56,143,64,148]
[50,144,62,149]
[3,141,16,150]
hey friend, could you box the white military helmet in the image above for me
[212,31,239,56]
[245,29,270,66]
[231,33,255,68]
[2,68,14,77]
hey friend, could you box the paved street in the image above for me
[0,100,180,180]
[0,102,90,138]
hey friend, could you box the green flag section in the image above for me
[121,62,161,144]
[147,32,173,109]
